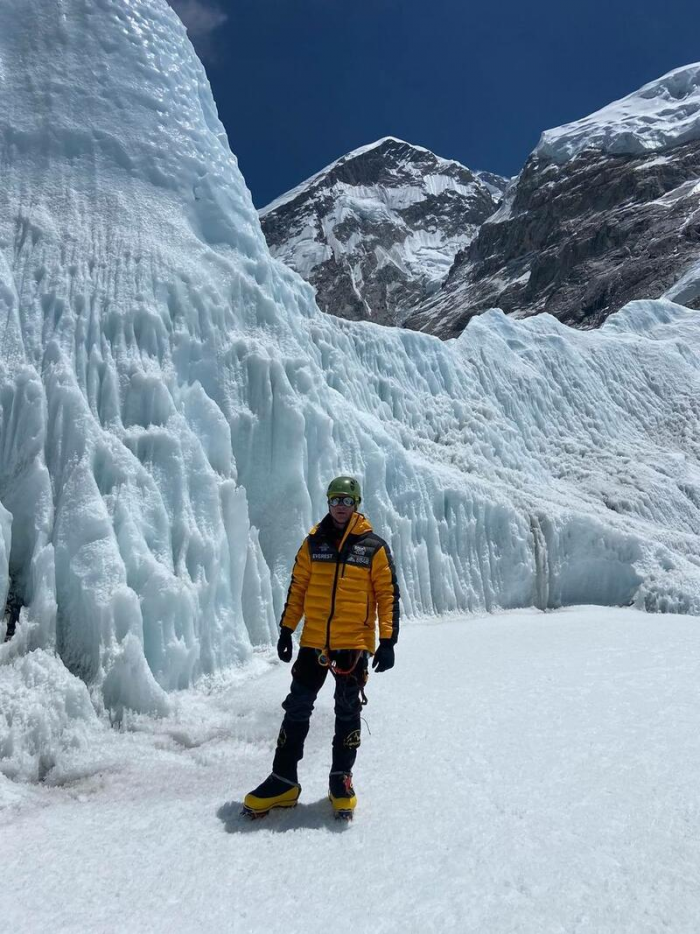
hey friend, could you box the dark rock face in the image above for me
[405,141,700,337]
[260,138,505,326]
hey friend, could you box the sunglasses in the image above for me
[328,496,357,507]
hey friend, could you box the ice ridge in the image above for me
[536,63,700,162]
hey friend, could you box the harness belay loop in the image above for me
[318,647,360,676]
[317,648,369,704]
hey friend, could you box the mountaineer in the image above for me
[243,476,399,820]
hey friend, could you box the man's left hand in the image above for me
[277,626,293,663]
[371,640,395,672]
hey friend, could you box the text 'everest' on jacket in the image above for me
[280,513,400,652]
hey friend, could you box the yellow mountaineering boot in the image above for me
[328,771,357,820]
[243,773,301,817]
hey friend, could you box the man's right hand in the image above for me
[277,626,293,663]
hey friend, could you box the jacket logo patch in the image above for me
[346,554,370,566]
[311,552,336,562]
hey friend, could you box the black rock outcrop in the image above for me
[404,140,700,337]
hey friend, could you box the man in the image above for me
[243,476,400,820]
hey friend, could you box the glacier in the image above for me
[1,0,700,781]
[536,62,700,162]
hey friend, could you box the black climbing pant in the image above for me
[272,647,368,781]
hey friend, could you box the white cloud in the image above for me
[169,0,228,61]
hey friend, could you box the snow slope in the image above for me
[2,1,700,780]
[2,607,700,934]
[536,63,700,162]
[259,137,504,219]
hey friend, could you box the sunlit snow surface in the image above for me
[536,62,700,162]
[2,608,700,933]
[1,0,700,779]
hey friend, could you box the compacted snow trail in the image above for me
[2,606,700,934]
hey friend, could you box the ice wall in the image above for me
[1,0,700,760]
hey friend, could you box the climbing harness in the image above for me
[317,648,369,706]
[317,647,361,675]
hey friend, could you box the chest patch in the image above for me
[308,541,334,562]
[309,533,383,566]
[346,554,370,567]
[345,543,373,567]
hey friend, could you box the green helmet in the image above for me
[326,476,362,503]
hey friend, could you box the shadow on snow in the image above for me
[217,799,351,834]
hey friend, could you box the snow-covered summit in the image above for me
[536,63,700,162]
[259,137,415,216]
[407,62,700,338]
[260,137,504,324]
[260,137,502,216]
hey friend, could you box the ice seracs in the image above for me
[0,0,279,725]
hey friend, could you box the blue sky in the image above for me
[170,0,700,208]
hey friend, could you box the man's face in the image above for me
[328,496,357,528]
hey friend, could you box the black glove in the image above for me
[277,626,293,663]
[371,639,395,672]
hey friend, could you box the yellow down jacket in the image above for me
[280,512,400,653]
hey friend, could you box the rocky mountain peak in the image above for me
[404,64,700,337]
[260,138,507,325]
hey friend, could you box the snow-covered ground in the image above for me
[2,606,699,934]
[3,0,700,738]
